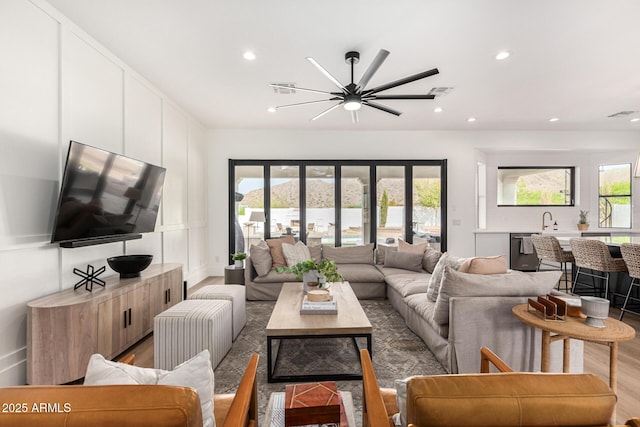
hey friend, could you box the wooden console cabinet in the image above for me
[27,263,183,385]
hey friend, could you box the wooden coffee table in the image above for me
[266,281,372,383]
[512,303,635,392]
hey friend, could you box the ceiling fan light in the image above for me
[344,100,361,111]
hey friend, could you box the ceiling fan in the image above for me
[270,49,439,123]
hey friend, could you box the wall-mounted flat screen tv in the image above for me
[51,141,166,247]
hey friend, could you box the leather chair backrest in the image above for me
[0,384,203,427]
[407,372,615,427]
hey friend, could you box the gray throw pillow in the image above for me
[422,247,442,274]
[376,245,397,265]
[323,243,374,264]
[249,241,272,277]
[309,245,322,262]
[384,251,424,272]
[426,252,463,302]
[432,266,562,325]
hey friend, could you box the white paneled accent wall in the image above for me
[0,0,208,385]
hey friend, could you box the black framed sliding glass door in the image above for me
[228,159,447,263]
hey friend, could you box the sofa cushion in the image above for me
[282,241,311,266]
[376,245,397,265]
[458,255,508,275]
[323,243,374,264]
[266,235,296,269]
[309,245,322,261]
[384,251,424,272]
[336,263,385,283]
[405,294,449,338]
[432,267,562,325]
[253,269,297,283]
[249,241,272,277]
[398,239,429,254]
[383,271,430,297]
[422,247,443,274]
[84,350,215,427]
[426,252,464,302]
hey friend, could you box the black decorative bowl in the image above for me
[107,255,153,279]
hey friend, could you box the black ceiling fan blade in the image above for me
[306,57,348,93]
[310,103,343,121]
[356,49,390,92]
[367,94,436,100]
[363,100,402,116]
[365,68,439,95]
[269,84,337,96]
[276,98,340,110]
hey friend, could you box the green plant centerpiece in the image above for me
[231,252,247,267]
[276,258,344,290]
[577,210,589,231]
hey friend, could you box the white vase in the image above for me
[302,270,318,293]
[234,260,244,268]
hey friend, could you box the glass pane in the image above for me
[377,166,405,245]
[306,165,335,247]
[341,166,370,246]
[234,165,264,253]
[413,166,442,250]
[270,165,300,239]
[497,167,573,206]
[598,164,631,228]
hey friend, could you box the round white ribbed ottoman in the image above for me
[189,285,246,340]
[154,299,232,370]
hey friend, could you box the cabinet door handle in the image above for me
[168,288,171,303]
[164,289,168,305]
[128,308,132,326]
[123,310,127,329]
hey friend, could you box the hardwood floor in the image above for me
[128,277,640,424]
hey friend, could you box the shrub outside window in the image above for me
[497,167,575,206]
[598,163,631,228]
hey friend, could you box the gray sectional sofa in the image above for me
[244,243,583,374]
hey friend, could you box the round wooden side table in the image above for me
[512,303,635,392]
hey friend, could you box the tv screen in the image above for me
[51,141,166,245]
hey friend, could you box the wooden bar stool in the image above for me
[569,238,627,299]
[531,235,574,292]
[619,242,640,320]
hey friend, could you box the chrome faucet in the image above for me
[542,211,553,230]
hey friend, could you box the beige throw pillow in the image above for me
[426,252,464,302]
[384,251,424,272]
[249,241,272,277]
[282,241,311,266]
[398,239,428,254]
[422,246,443,274]
[266,235,295,269]
[458,255,508,275]
[323,243,374,264]
[376,245,397,265]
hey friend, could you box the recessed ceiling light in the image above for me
[433,107,443,113]
[631,118,640,122]
[243,51,256,61]
[495,51,510,60]
[467,117,476,122]
[267,107,276,113]
[549,117,559,122]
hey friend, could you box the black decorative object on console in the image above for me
[107,254,153,279]
[73,264,106,292]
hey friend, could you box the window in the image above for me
[228,160,447,257]
[598,163,631,228]
[497,167,575,206]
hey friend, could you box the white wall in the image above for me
[0,0,208,385]
[207,130,639,274]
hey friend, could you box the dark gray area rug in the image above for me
[213,299,446,426]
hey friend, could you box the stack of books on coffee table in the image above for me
[300,295,337,315]
[284,381,348,426]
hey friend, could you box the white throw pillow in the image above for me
[282,241,311,266]
[426,252,464,302]
[84,350,215,427]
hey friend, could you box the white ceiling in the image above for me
[47,0,640,131]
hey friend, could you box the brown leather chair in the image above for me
[361,348,639,427]
[0,353,259,427]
